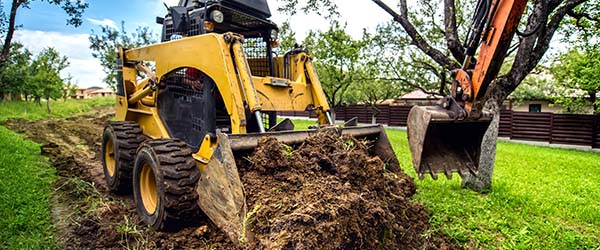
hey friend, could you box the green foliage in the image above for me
[303,21,367,107]
[0,126,57,249]
[0,44,72,113]
[276,21,297,53]
[61,77,78,102]
[276,0,339,19]
[560,1,600,47]
[509,75,554,104]
[29,47,69,112]
[1,0,87,64]
[0,42,31,99]
[551,48,600,114]
[89,22,156,90]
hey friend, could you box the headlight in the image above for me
[210,10,224,24]
[270,29,278,40]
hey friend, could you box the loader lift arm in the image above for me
[407,0,528,179]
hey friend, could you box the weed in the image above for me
[280,143,294,158]
[343,139,355,151]
[240,204,262,243]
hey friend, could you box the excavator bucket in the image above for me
[196,124,400,243]
[407,106,492,180]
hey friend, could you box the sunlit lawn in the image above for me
[0,97,114,249]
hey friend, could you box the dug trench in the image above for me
[2,107,456,249]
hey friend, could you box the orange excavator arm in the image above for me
[454,0,528,117]
[407,0,528,179]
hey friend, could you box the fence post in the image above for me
[594,115,599,148]
[509,110,513,138]
[549,113,554,144]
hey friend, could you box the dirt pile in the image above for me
[2,108,454,249]
[239,131,451,249]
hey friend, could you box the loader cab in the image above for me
[158,0,280,77]
[156,0,282,150]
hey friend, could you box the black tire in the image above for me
[101,121,145,194]
[133,139,200,231]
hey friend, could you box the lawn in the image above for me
[0,110,598,249]
[0,97,113,122]
[291,119,600,249]
[0,97,114,249]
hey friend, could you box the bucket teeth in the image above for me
[407,105,493,180]
[429,165,438,180]
[443,163,453,180]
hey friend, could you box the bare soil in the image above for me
[2,107,456,249]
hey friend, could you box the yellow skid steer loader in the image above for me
[101,0,398,242]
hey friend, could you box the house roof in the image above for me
[89,88,114,94]
[400,89,442,100]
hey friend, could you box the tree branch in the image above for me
[444,0,465,63]
[371,0,461,70]
[1,0,21,63]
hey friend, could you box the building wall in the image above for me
[508,100,595,114]
[511,100,562,113]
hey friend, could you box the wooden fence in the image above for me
[278,105,600,148]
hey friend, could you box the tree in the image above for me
[0,0,87,63]
[29,47,69,113]
[278,0,600,191]
[276,21,297,52]
[303,21,368,119]
[0,42,31,100]
[89,22,156,90]
[551,47,600,114]
[62,75,78,102]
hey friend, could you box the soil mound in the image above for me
[2,108,454,249]
[239,131,452,249]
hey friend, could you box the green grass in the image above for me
[290,119,600,249]
[387,129,600,249]
[0,126,57,249]
[0,97,113,122]
[0,97,114,249]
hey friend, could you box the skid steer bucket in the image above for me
[407,106,492,180]
[196,124,400,243]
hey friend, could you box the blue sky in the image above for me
[14,0,167,34]
[7,0,387,88]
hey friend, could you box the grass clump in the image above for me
[0,126,57,249]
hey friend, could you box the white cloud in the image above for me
[87,18,119,30]
[13,29,106,88]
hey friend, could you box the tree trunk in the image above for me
[1,0,21,63]
[330,108,337,123]
[461,80,508,192]
[591,91,598,114]
[46,98,51,113]
[461,113,499,192]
